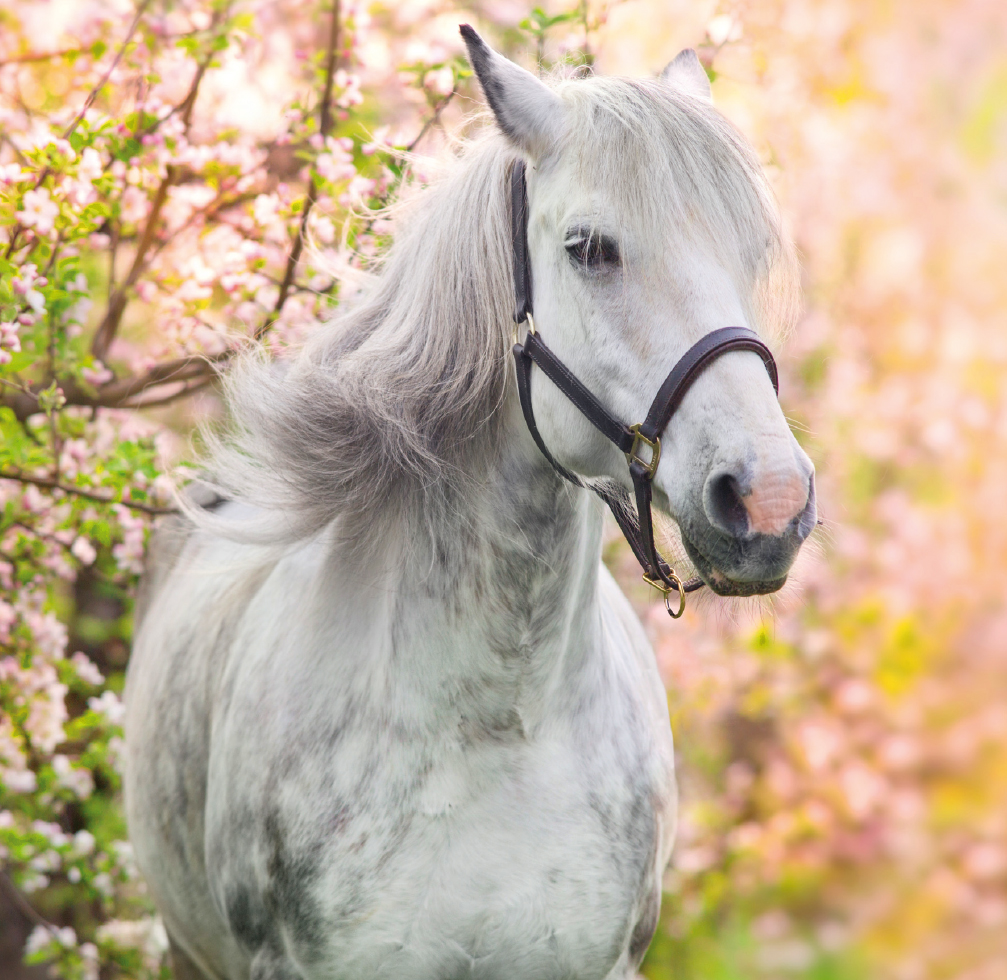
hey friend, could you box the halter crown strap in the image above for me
[508,159,780,617]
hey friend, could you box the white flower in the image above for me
[73,829,96,856]
[91,871,113,896]
[71,652,104,686]
[80,361,113,385]
[25,288,46,314]
[17,188,59,234]
[71,537,97,565]
[97,917,168,971]
[120,185,148,223]
[0,162,25,183]
[52,754,94,798]
[20,872,50,893]
[3,769,37,793]
[23,924,55,957]
[79,147,103,182]
[88,690,126,726]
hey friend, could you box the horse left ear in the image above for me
[660,49,713,104]
[460,24,565,160]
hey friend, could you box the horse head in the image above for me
[462,26,816,597]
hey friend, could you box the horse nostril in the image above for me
[704,471,750,539]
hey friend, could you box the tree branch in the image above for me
[406,89,456,153]
[0,867,60,937]
[0,470,176,515]
[91,22,223,361]
[3,0,154,263]
[0,47,87,68]
[61,0,155,141]
[254,0,340,342]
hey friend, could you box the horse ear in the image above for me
[460,24,564,159]
[660,49,713,104]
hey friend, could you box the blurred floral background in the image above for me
[1,0,1005,978]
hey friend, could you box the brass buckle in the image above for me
[626,424,661,479]
[643,569,686,619]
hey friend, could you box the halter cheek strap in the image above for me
[509,160,779,618]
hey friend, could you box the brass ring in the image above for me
[663,575,686,619]
[642,569,686,619]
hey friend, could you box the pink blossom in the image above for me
[70,537,97,566]
[120,185,149,224]
[87,690,126,727]
[0,162,26,183]
[17,188,59,234]
[70,652,104,687]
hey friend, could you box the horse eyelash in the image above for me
[565,231,620,268]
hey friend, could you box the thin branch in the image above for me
[0,866,61,937]
[0,470,176,515]
[62,0,154,141]
[3,0,154,262]
[0,47,87,68]
[91,173,172,359]
[406,89,456,153]
[254,0,340,342]
[92,21,225,361]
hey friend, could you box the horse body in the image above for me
[126,28,814,980]
[127,435,675,980]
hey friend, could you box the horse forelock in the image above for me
[190,74,796,549]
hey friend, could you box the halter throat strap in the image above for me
[508,160,780,617]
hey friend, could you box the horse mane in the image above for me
[188,74,797,547]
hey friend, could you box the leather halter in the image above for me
[509,160,779,617]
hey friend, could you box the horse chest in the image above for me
[206,655,673,980]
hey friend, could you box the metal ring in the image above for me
[663,579,685,619]
[642,569,686,619]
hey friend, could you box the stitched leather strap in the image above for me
[512,161,532,325]
[523,332,636,452]
[640,327,779,442]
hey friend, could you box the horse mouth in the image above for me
[680,530,789,597]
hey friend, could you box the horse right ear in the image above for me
[460,24,564,160]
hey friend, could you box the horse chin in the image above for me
[680,532,789,597]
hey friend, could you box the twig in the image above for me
[91,173,173,359]
[62,0,154,141]
[406,89,456,153]
[47,312,62,483]
[0,470,176,515]
[0,866,61,937]
[118,374,216,409]
[254,0,340,342]
[92,23,225,361]
[3,0,154,262]
[0,47,87,68]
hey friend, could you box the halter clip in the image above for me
[643,569,686,619]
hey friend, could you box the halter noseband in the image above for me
[509,160,779,618]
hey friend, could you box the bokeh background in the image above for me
[1,1,1005,978]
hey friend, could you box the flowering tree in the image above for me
[2,1,1006,979]
[0,0,486,974]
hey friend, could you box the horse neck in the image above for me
[323,393,605,734]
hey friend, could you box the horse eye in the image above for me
[565,233,620,268]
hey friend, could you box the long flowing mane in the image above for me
[192,75,797,547]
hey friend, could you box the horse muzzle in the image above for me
[679,467,817,596]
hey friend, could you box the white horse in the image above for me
[125,27,815,980]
